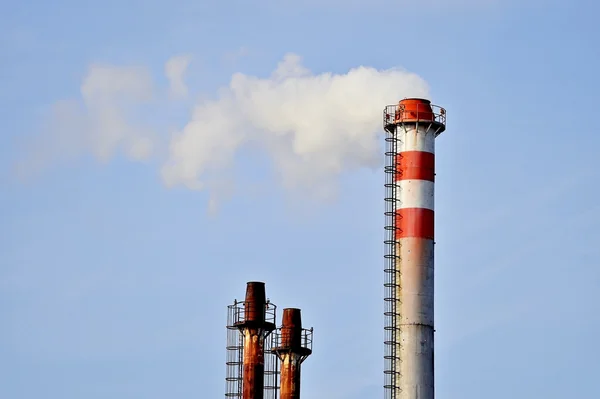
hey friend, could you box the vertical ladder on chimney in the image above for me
[384,125,402,399]
[264,331,280,399]
[225,302,243,398]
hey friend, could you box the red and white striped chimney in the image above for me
[383,98,446,399]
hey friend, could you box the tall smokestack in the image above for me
[241,282,268,399]
[272,308,313,399]
[383,99,446,399]
[226,282,276,399]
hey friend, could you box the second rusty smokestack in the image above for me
[273,308,313,399]
[236,282,275,399]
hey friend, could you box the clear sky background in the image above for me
[1,1,599,398]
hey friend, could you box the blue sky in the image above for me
[1,1,599,398]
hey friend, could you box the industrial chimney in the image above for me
[272,308,313,399]
[382,99,447,399]
[226,282,277,399]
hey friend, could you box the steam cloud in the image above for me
[163,53,429,200]
[19,53,430,207]
[165,54,192,99]
[16,64,156,176]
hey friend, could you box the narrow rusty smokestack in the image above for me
[244,281,266,325]
[235,282,275,399]
[273,308,313,399]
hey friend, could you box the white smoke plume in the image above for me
[161,53,429,202]
[165,54,192,99]
[18,53,430,207]
[15,64,156,177]
[78,64,156,161]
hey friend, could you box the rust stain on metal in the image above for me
[243,329,265,399]
[274,308,313,399]
[280,308,302,351]
[244,281,266,325]
[238,282,269,399]
[280,354,300,399]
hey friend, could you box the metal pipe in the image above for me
[383,98,446,399]
[274,309,313,399]
[238,282,270,399]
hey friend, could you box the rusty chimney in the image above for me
[226,282,276,399]
[273,308,313,399]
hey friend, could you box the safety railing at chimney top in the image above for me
[227,300,277,326]
[270,327,314,352]
[383,103,446,132]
